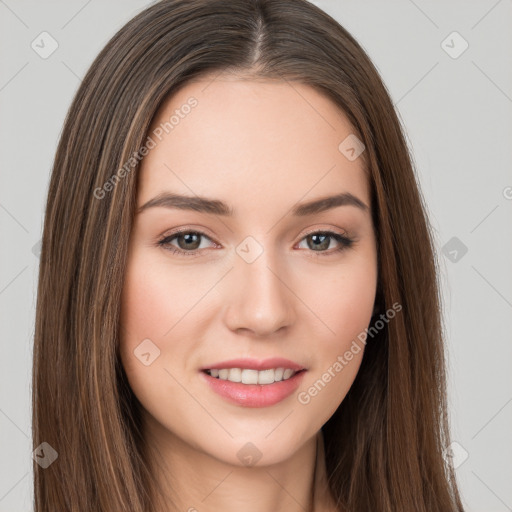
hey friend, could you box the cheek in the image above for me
[329,271,376,347]
[119,257,174,387]
[119,252,213,390]
[120,254,209,345]
[119,257,190,419]
[293,254,377,415]
[296,257,377,347]
[120,263,165,356]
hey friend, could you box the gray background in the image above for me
[1,0,511,510]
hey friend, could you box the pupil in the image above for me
[310,234,328,250]
[180,233,200,249]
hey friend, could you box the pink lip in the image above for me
[200,369,306,408]
[200,357,306,371]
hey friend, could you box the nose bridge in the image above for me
[223,236,295,335]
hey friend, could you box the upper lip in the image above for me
[201,357,306,372]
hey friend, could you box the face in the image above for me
[119,74,378,467]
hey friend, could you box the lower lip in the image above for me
[200,370,306,408]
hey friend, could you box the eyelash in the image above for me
[156,227,354,258]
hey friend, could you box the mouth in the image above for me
[199,357,307,407]
[199,358,307,407]
[202,367,305,385]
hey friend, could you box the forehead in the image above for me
[137,75,370,215]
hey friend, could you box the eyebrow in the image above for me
[136,191,369,216]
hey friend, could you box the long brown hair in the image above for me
[32,0,465,510]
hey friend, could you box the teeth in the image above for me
[207,367,298,384]
[242,369,258,384]
[283,368,293,380]
[257,369,274,385]
[228,368,242,382]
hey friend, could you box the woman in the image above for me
[32,0,465,510]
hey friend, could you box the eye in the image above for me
[157,229,216,257]
[296,229,354,256]
[156,228,354,257]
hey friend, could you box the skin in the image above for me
[119,72,378,512]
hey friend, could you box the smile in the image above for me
[204,367,299,384]
[200,369,307,408]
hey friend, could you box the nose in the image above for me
[222,247,296,337]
